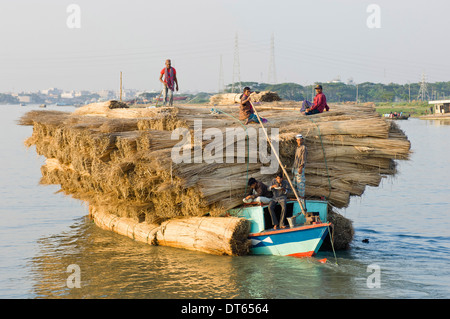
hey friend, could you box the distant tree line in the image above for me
[0,93,19,104]
[224,81,450,103]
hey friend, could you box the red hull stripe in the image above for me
[287,251,315,258]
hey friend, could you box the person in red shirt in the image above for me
[159,59,179,106]
[305,84,329,115]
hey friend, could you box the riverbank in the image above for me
[418,113,450,121]
[374,101,430,117]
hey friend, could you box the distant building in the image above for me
[429,100,450,114]
[123,89,138,99]
[327,76,342,84]
[75,90,90,97]
[41,88,63,96]
[61,91,75,99]
[18,95,32,103]
[97,90,116,99]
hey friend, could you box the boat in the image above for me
[383,113,410,120]
[39,104,46,108]
[391,115,409,120]
[228,199,330,257]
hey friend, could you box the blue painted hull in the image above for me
[249,223,330,257]
[228,200,330,257]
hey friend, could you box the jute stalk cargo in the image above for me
[19,100,411,254]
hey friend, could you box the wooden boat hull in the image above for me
[229,200,330,257]
[249,223,330,257]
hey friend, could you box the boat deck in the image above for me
[229,199,329,234]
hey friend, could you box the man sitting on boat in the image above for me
[243,178,273,204]
[267,173,291,229]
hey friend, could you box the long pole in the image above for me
[249,101,307,216]
[120,71,123,102]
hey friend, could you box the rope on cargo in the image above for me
[108,216,120,229]
[327,224,338,265]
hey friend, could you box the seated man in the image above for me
[267,172,291,229]
[243,178,272,204]
[240,87,267,124]
[304,85,330,115]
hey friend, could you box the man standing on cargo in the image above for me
[268,173,291,229]
[292,134,307,200]
[159,59,179,106]
[304,84,329,115]
[240,87,267,124]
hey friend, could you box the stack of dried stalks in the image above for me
[90,205,251,256]
[209,91,281,105]
[20,100,410,253]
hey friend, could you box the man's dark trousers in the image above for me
[268,198,287,228]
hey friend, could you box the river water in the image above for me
[0,105,449,299]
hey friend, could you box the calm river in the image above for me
[0,105,449,299]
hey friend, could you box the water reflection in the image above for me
[29,215,386,299]
[30,217,244,298]
[425,119,450,126]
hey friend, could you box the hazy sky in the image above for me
[1,0,449,93]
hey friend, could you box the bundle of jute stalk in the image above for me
[89,205,251,256]
[19,100,410,254]
[209,91,281,105]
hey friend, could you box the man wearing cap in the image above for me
[159,59,179,106]
[304,84,329,115]
[240,87,267,124]
[243,178,272,204]
[292,134,307,199]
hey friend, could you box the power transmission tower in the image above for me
[408,81,411,103]
[268,33,277,84]
[218,55,225,93]
[231,32,241,93]
[356,84,359,104]
[417,72,430,101]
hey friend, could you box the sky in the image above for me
[0,0,449,93]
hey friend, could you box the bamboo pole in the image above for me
[249,101,307,216]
